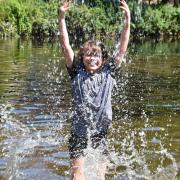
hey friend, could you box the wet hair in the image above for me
[77,40,108,63]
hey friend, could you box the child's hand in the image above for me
[119,0,131,23]
[59,0,72,17]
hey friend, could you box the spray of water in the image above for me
[0,101,66,179]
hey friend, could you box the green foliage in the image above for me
[0,0,59,37]
[66,4,122,42]
[141,4,180,36]
[0,0,179,39]
[0,0,33,36]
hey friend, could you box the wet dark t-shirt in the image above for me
[67,59,117,137]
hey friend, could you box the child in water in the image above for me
[59,0,130,179]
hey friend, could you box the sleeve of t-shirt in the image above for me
[66,59,79,80]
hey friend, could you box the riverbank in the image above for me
[0,0,179,40]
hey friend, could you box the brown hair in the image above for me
[78,40,108,63]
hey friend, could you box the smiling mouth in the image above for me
[89,59,98,66]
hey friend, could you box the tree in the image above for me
[161,0,169,3]
[174,0,179,6]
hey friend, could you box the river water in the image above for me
[0,38,179,179]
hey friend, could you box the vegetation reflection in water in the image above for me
[0,39,179,179]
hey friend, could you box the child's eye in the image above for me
[85,51,101,57]
[93,53,100,56]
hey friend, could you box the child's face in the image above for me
[83,48,103,73]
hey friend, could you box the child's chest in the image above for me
[81,70,106,92]
[72,68,108,99]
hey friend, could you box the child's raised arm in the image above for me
[59,1,74,68]
[115,0,130,67]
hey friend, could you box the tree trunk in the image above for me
[174,0,179,6]
[161,0,169,4]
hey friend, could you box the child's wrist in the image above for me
[59,12,65,19]
[125,14,131,22]
[124,16,130,26]
[59,8,65,19]
[123,18,130,26]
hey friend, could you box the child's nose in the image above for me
[90,56,95,60]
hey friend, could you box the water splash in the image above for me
[0,103,66,179]
[0,40,179,179]
[105,107,178,179]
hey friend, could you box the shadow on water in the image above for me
[0,38,179,179]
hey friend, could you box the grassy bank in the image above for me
[0,0,179,40]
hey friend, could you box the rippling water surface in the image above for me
[0,39,179,179]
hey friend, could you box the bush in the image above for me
[0,0,179,39]
[140,4,180,36]
[0,0,32,36]
[0,0,59,37]
[66,4,123,44]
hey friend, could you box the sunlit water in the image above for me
[0,39,179,179]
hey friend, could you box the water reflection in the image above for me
[0,39,179,179]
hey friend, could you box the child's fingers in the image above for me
[59,0,67,7]
[61,0,72,6]
[120,6,128,14]
[66,0,73,6]
[120,0,128,8]
[119,6,126,11]
[64,2,71,8]
[120,0,127,3]
[65,0,73,8]
[120,1,127,7]
[120,1,130,15]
